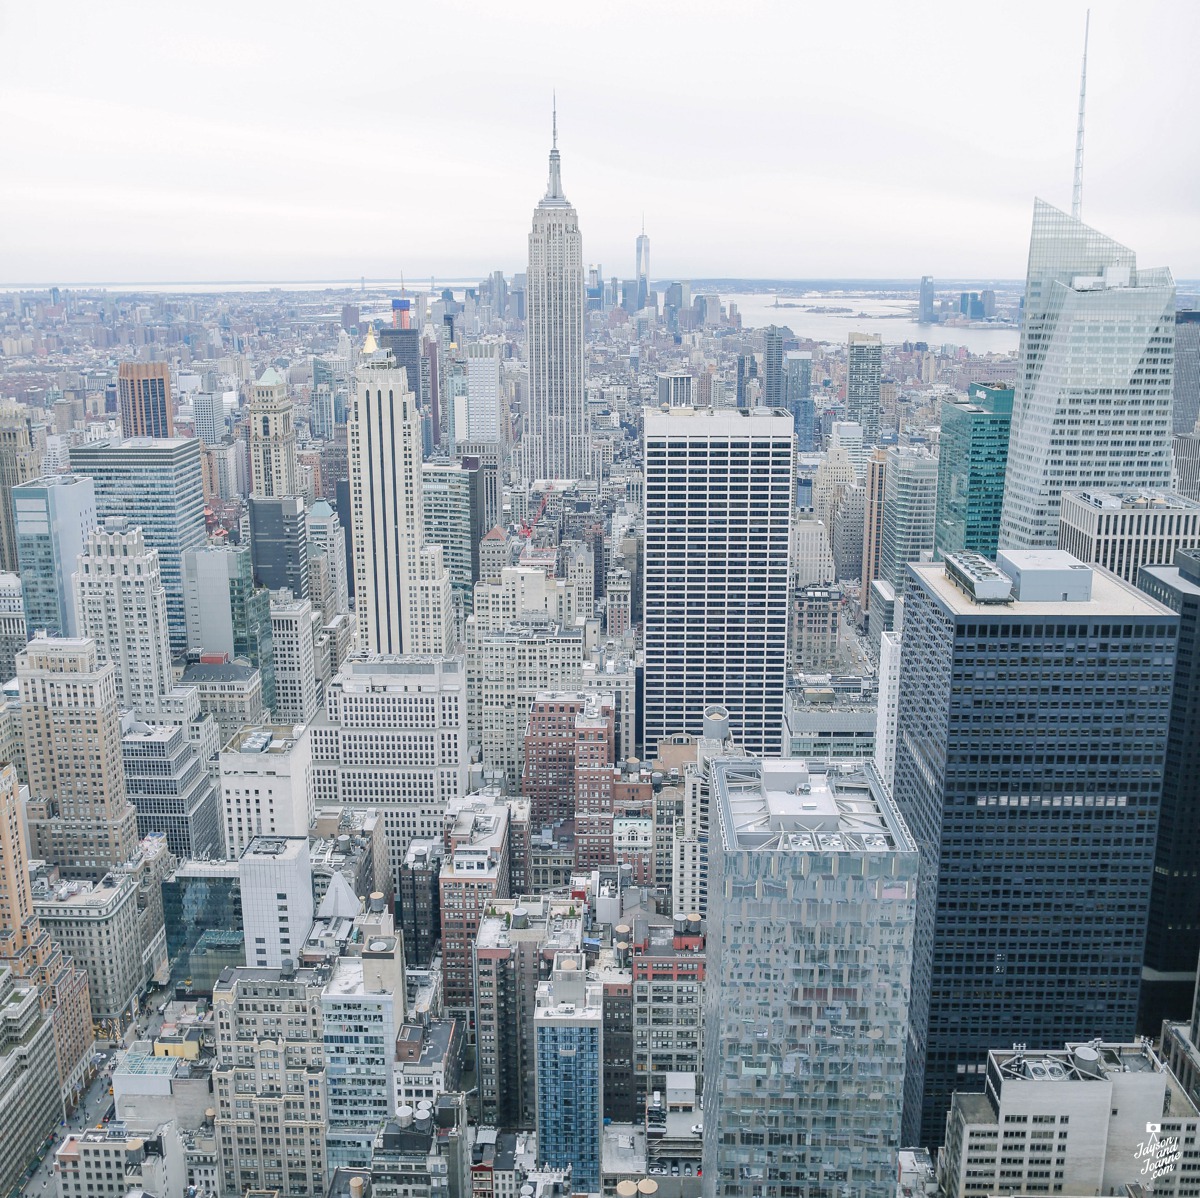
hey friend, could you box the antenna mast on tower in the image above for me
[1072,11,1090,220]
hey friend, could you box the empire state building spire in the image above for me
[545,95,565,203]
[525,103,589,483]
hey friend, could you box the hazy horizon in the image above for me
[2,1,1198,283]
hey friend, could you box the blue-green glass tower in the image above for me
[933,382,1013,560]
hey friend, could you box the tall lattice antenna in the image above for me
[552,91,557,150]
[1072,11,1090,220]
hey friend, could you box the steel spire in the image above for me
[1072,11,1090,220]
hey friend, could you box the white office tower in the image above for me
[671,705,738,920]
[999,199,1175,549]
[220,724,314,857]
[938,1041,1200,1198]
[525,113,589,483]
[642,407,793,758]
[878,446,938,592]
[309,655,469,884]
[846,332,883,442]
[270,592,320,724]
[306,499,350,622]
[791,516,836,586]
[192,389,225,446]
[238,835,315,969]
[702,757,917,1198]
[73,519,173,715]
[830,420,867,478]
[874,626,901,791]
[248,366,298,498]
[467,341,503,442]
[350,355,454,655]
[322,942,403,1171]
[812,446,856,530]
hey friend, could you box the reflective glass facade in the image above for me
[701,758,917,1197]
[894,560,1177,1145]
[999,200,1175,549]
[933,384,1013,560]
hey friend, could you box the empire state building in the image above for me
[524,112,589,482]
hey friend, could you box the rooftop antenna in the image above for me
[1072,11,1090,220]
[552,90,557,150]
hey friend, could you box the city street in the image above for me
[18,1065,112,1195]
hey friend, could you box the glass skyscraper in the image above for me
[999,199,1175,549]
[1138,547,1200,1030]
[13,473,95,639]
[933,382,1013,560]
[785,350,814,451]
[1174,309,1200,435]
[535,952,602,1191]
[894,550,1178,1145]
[879,446,938,593]
[702,756,917,1197]
[69,437,206,654]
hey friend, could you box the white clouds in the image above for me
[0,0,1196,282]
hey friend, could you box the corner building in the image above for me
[893,550,1178,1145]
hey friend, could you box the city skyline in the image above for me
[2,2,1198,283]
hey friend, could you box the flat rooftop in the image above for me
[712,758,916,855]
[242,835,308,862]
[226,724,305,754]
[644,405,793,434]
[1065,488,1200,512]
[911,559,1175,618]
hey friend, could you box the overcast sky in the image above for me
[1,0,1196,285]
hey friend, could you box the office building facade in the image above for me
[1059,488,1200,583]
[894,550,1177,1145]
[74,520,173,714]
[14,473,95,639]
[933,383,1013,560]
[0,403,44,575]
[846,331,883,441]
[70,437,206,654]
[702,757,917,1197]
[535,952,603,1191]
[1175,308,1200,435]
[998,200,1175,549]
[121,721,221,860]
[350,356,453,655]
[1138,547,1200,1029]
[642,407,792,758]
[248,366,297,498]
[309,655,469,883]
[879,446,938,595]
[118,361,174,439]
[212,963,329,1197]
[21,635,139,879]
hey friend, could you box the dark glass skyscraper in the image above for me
[919,275,936,323]
[785,351,815,451]
[894,550,1177,1145]
[1138,547,1200,1029]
